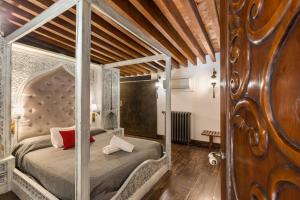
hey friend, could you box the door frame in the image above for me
[220,0,231,199]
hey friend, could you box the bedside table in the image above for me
[0,156,15,195]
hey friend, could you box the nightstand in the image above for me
[0,156,15,195]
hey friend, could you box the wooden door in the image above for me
[120,80,157,138]
[221,0,300,199]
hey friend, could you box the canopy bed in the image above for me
[0,0,172,199]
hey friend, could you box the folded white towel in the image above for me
[110,135,134,152]
[102,145,121,155]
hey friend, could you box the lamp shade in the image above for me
[90,104,98,112]
[14,106,25,118]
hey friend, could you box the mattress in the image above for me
[12,131,163,200]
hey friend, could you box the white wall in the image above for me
[157,54,220,143]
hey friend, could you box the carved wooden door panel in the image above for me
[222,0,300,199]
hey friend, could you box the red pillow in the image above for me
[59,130,95,150]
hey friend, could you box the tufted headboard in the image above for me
[18,67,75,142]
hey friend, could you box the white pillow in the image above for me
[50,126,74,148]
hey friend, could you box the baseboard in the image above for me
[190,140,220,149]
[155,136,220,149]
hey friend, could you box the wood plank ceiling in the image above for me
[0,0,220,77]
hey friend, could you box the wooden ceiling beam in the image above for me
[173,0,216,61]
[129,0,197,65]
[9,0,176,70]
[91,28,165,71]
[91,35,157,72]
[36,0,159,61]
[5,0,187,71]
[41,1,165,71]
[124,66,145,75]
[61,6,165,71]
[38,0,154,59]
[131,65,150,74]
[4,5,149,76]
[120,67,144,75]
[5,0,77,43]
[8,18,124,66]
[50,0,170,71]
[120,70,134,77]
[104,0,187,66]
[4,1,158,72]
[97,12,159,55]
[119,71,126,76]
[91,9,168,70]
[4,0,75,34]
[154,0,206,64]
[19,35,76,59]
[137,65,152,73]
[200,0,220,50]
[120,71,127,76]
[13,27,107,64]
[97,9,170,68]
[92,14,154,58]
[66,7,166,71]
[91,9,171,69]
[119,65,150,75]
[7,13,119,64]
[118,64,150,74]
[120,67,140,75]
[120,68,134,76]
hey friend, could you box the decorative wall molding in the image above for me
[12,50,74,107]
[0,37,4,158]
[12,43,103,69]
[12,169,58,200]
[0,37,13,158]
[102,68,120,129]
[10,44,103,108]
[112,155,168,200]
[14,64,74,108]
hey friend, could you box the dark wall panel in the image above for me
[120,80,157,138]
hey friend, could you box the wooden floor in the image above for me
[0,191,19,200]
[142,144,221,200]
[0,144,220,200]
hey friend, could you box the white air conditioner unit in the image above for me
[163,78,192,91]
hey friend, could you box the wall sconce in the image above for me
[211,68,217,98]
[90,104,100,123]
[11,106,25,135]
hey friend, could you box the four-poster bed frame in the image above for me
[0,0,172,199]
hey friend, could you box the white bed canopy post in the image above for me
[75,0,92,200]
[93,0,173,170]
[165,56,172,170]
[5,0,79,44]
[103,53,173,170]
[0,37,12,158]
